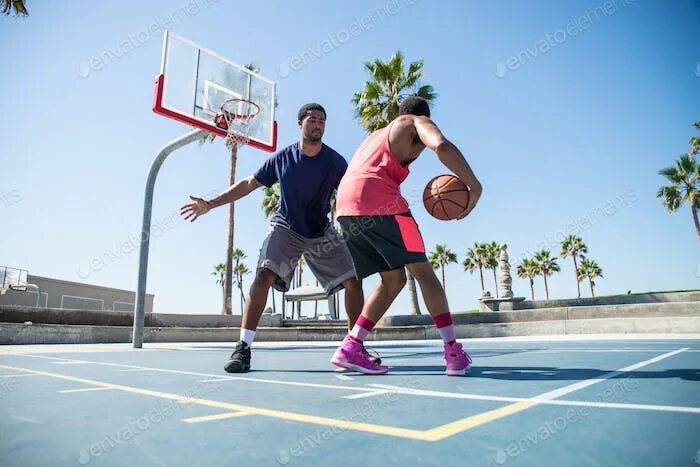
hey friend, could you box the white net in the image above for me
[220,99,260,147]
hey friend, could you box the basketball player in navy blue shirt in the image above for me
[254,129,347,238]
[181,103,372,373]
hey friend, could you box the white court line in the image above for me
[534,399,700,414]
[335,374,354,381]
[53,361,90,365]
[15,354,383,394]
[370,348,698,414]
[182,411,253,424]
[16,354,378,395]
[530,349,700,353]
[367,384,700,414]
[59,387,113,394]
[0,374,41,378]
[533,348,688,400]
[369,384,524,404]
[10,415,40,424]
[118,368,152,372]
[343,390,391,400]
[197,378,233,383]
[12,349,696,414]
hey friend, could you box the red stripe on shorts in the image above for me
[395,215,425,253]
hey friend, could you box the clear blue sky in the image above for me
[2,0,698,316]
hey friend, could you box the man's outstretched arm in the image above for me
[180,175,262,222]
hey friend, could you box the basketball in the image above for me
[423,175,470,220]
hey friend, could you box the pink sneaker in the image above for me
[331,336,389,375]
[362,345,382,365]
[444,341,472,376]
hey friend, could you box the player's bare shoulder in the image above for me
[388,115,424,162]
[391,114,419,135]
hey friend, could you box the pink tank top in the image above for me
[336,124,410,216]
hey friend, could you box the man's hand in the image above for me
[458,187,481,219]
[180,196,211,222]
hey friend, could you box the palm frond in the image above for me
[414,85,437,102]
[351,51,437,134]
[656,185,682,213]
[2,0,28,16]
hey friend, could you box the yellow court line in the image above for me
[0,363,559,441]
[0,362,639,442]
[423,401,539,441]
[183,411,254,424]
[4,349,690,441]
[0,364,427,440]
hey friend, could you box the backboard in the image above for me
[0,265,28,294]
[153,31,277,152]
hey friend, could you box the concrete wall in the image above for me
[0,275,154,313]
[0,306,282,328]
[380,301,700,327]
[2,316,699,345]
[479,290,700,312]
[1,300,698,344]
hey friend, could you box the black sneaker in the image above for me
[224,341,251,373]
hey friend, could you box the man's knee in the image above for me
[252,268,277,290]
[342,277,362,293]
[382,268,407,294]
[407,262,438,284]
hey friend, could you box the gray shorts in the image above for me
[257,224,357,294]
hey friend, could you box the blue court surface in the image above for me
[1,336,699,466]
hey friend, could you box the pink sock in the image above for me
[349,315,375,342]
[433,312,456,344]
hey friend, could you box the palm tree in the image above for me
[231,248,247,313]
[262,183,281,217]
[211,263,226,310]
[260,183,282,313]
[2,0,28,16]
[351,50,436,315]
[233,262,251,313]
[428,244,457,292]
[516,258,540,301]
[690,121,699,156]
[533,249,560,300]
[351,51,437,132]
[199,63,261,315]
[577,258,603,297]
[657,153,699,240]
[463,242,489,295]
[483,242,502,298]
[560,235,588,298]
[232,248,246,268]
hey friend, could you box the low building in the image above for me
[0,274,154,313]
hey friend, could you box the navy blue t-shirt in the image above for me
[254,142,348,238]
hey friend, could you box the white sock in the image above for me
[240,328,256,346]
[438,325,456,344]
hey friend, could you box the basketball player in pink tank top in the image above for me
[332,96,483,376]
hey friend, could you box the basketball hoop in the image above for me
[214,98,260,147]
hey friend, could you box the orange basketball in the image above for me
[423,175,470,220]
